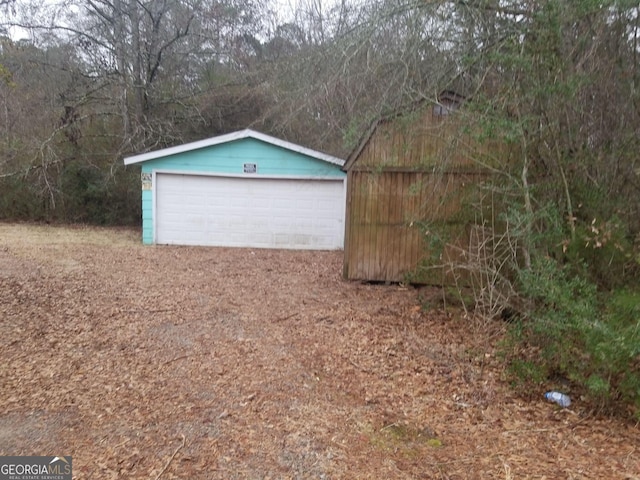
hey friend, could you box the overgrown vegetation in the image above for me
[502,210,640,417]
[410,0,640,418]
[431,182,640,417]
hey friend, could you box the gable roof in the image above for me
[343,92,467,172]
[124,128,345,167]
[342,119,382,172]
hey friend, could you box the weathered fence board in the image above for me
[343,100,500,283]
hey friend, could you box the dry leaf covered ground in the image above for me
[0,223,638,479]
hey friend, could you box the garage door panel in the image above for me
[155,174,344,249]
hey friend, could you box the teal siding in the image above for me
[140,138,345,177]
[136,137,345,245]
[141,190,153,244]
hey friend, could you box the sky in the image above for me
[274,0,341,23]
[2,0,344,42]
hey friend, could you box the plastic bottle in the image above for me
[544,391,571,408]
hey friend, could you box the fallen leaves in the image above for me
[0,223,638,479]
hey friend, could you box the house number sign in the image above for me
[243,163,257,174]
[141,172,152,190]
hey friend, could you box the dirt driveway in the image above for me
[0,224,638,479]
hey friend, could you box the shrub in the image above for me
[434,196,640,418]
[508,256,640,418]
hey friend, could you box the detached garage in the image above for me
[124,129,346,250]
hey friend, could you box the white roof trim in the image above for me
[123,129,344,167]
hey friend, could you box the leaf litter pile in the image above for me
[1,223,638,479]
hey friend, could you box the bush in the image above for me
[0,159,140,226]
[507,256,640,418]
[562,215,637,290]
[437,196,640,418]
[0,175,48,221]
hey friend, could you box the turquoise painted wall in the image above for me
[137,138,345,244]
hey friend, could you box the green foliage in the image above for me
[0,161,140,226]
[0,63,15,87]
[585,374,610,402]
[515,255,597,371]
[424,180,639,417]
[507,251,640,418]
[342,116,367,152]
[508,358,547,388]
[421,0,640,418]
[591,290,640,409]
[0,175,48,221]
[59,161,141,225]
[563,217,636,289]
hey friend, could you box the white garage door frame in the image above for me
[151,170,346,250]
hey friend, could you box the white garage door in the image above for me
[155,173,345,249]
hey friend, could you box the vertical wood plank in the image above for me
[354,170,365,279]
[343,104,495,283]
[343,170,354,279]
